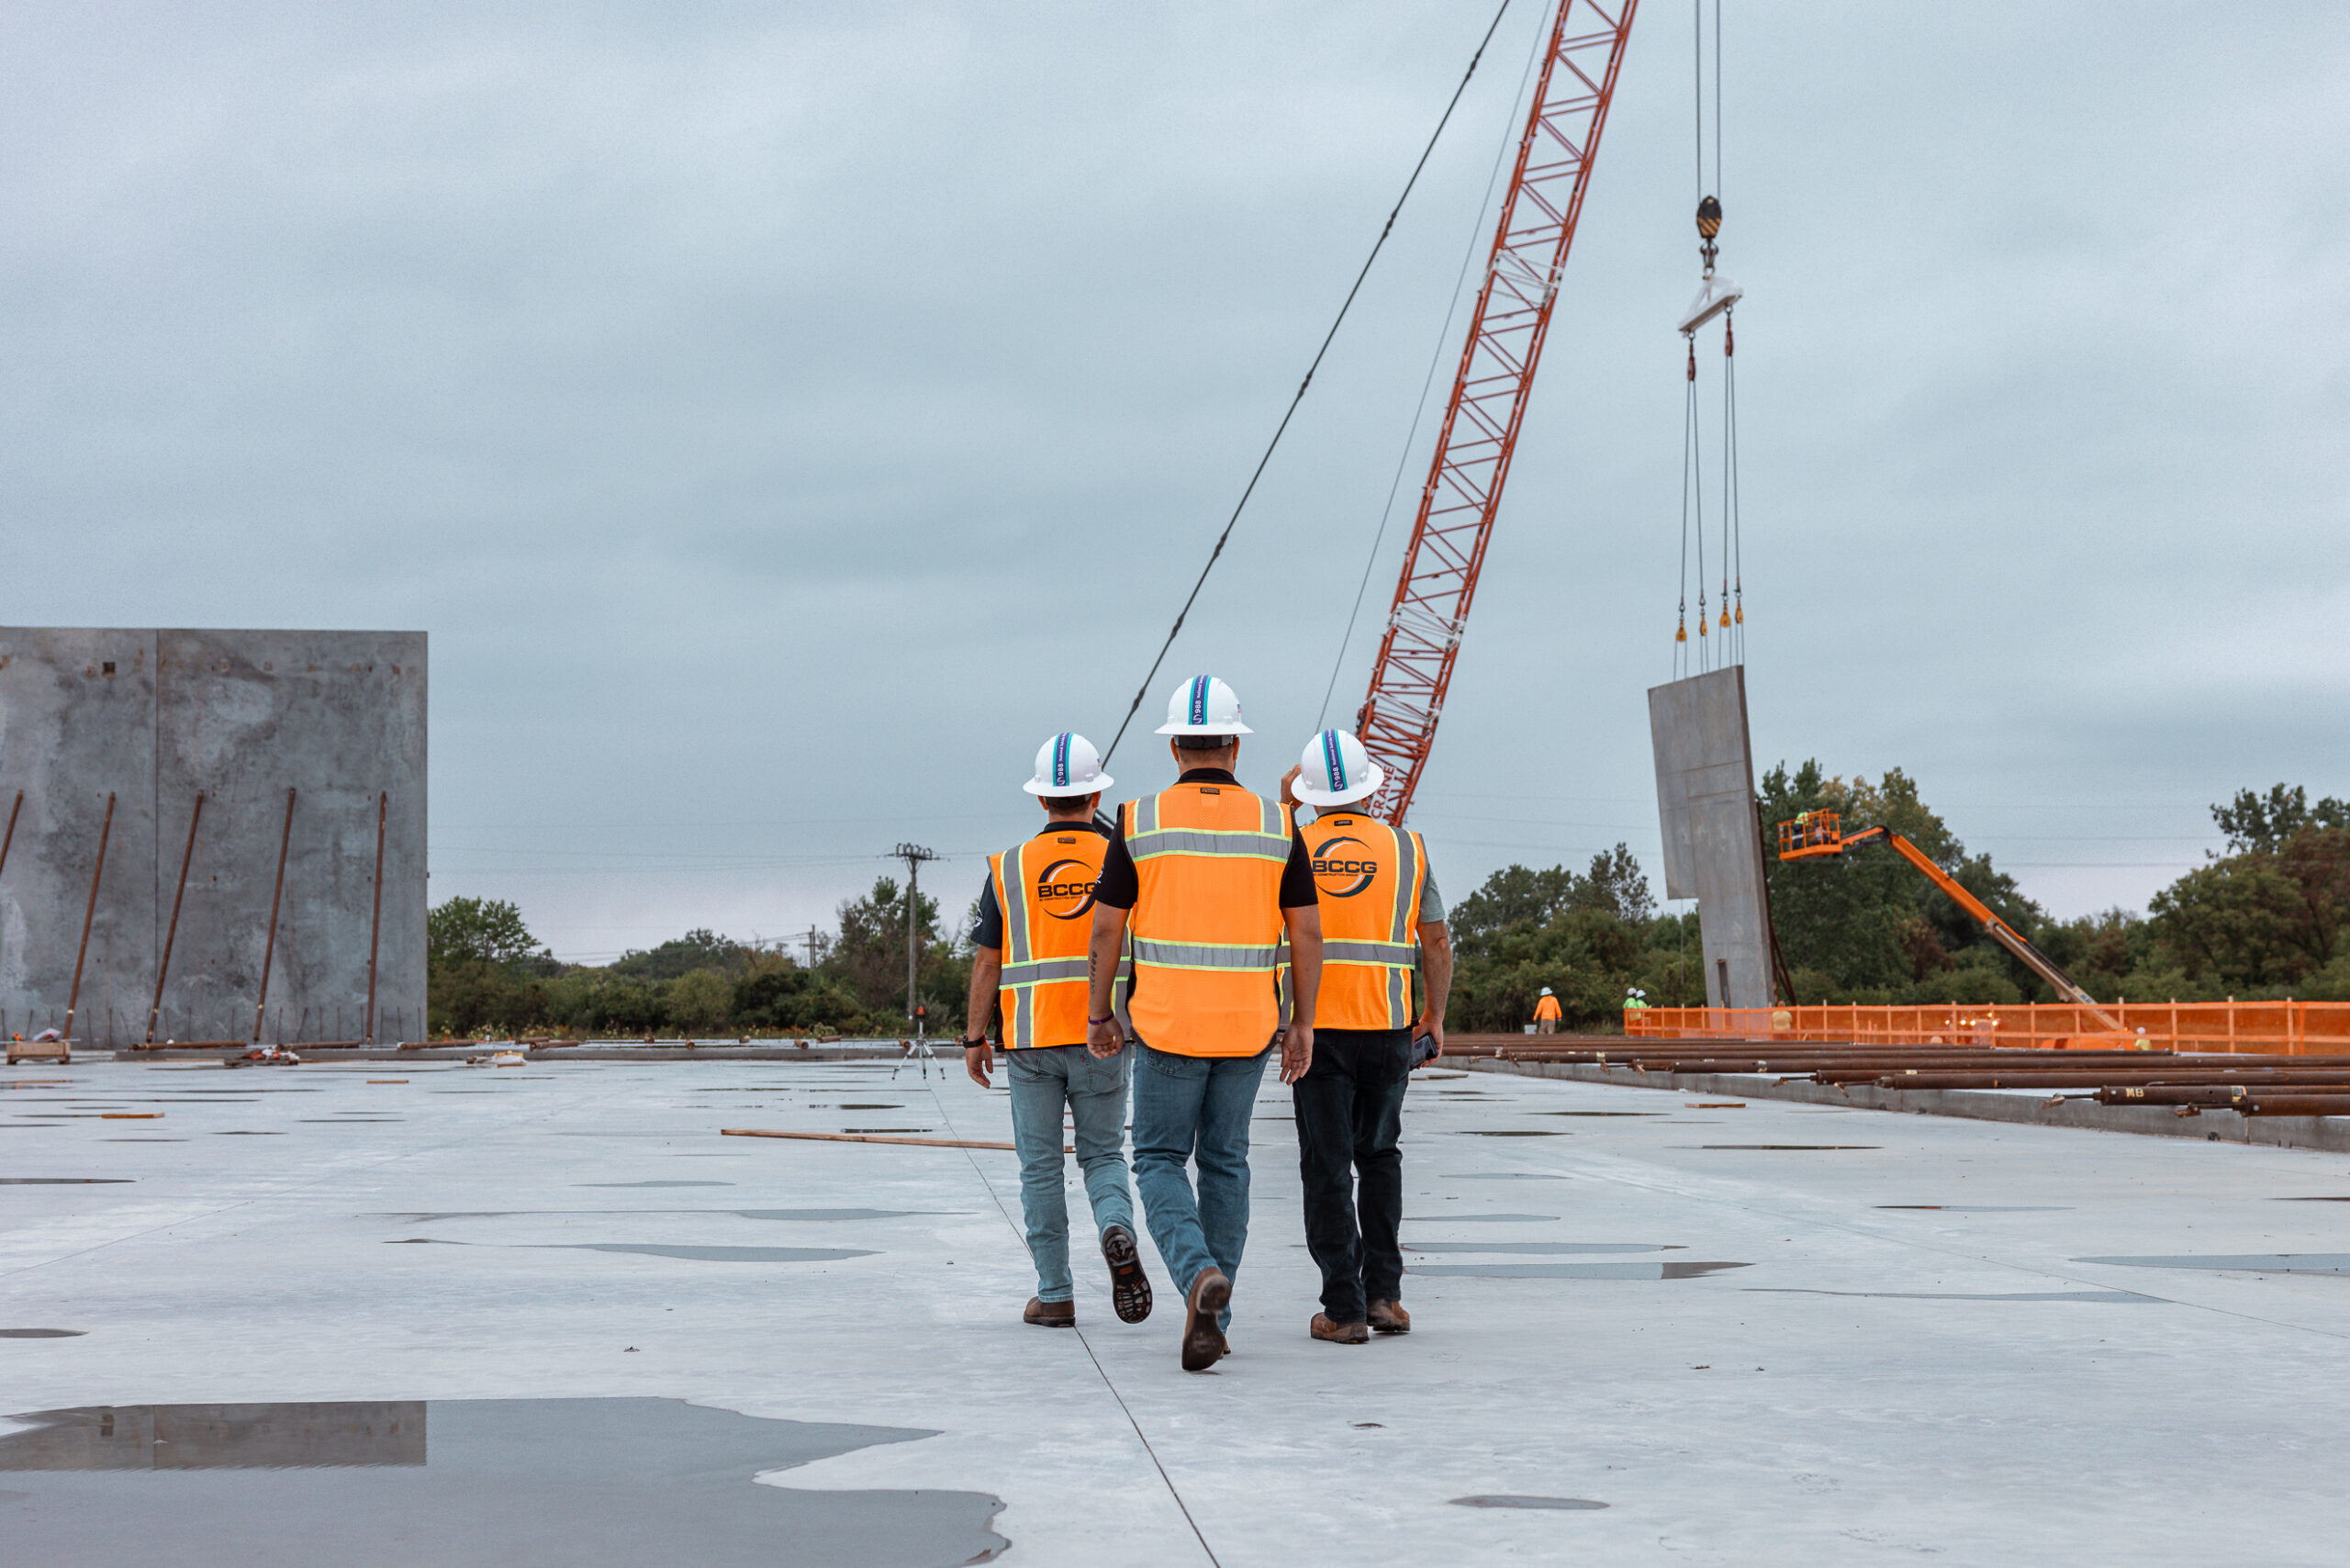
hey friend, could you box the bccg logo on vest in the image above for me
[1035,859,1099,920]
[1312,835,1378,899]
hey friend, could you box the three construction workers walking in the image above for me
[966,677,1452,1372]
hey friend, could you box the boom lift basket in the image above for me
[1777,811,1843,860]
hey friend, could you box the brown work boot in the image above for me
[1101,1224,1153,1324]
[1367,1299,1412,1334]
[1181,1267,1230,1372]
[1310,1313,1371,1345]
[1024,1296,1075,1327]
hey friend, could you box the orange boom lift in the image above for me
[1778,812,2122,1030]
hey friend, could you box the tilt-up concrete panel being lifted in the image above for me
[0,629,426,1046]
[1649,666,1773,1011]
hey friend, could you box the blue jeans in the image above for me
[1130,1041,1272,1330]
[1007,1045,1136,1303]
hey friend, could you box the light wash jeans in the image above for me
[1130,1041,1272,1331]
[1007,1045,1136,1304]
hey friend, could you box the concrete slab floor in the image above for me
[5,1059,2349,1565]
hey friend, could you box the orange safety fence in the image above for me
[1622,1000,2350,1056]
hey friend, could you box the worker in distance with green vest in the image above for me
[961,733,1152,1330]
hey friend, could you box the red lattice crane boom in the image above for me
[1356,0,1638,821]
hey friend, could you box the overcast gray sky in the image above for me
[6,2,2344,960]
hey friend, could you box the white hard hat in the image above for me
[1154,674,1251,736]
[1292,728,1383,808]
[1024,732,1112,797]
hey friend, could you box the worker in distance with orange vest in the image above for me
[1281,728,1452,1344]
[1085,676,1325,1372]
[1533,987,1563,1034]
[962,733,1153,1330]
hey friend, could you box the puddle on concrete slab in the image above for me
[1747,1288,2162,1304]
[1442,1173,1569,1181]
[211,1131,285,1137]
[836,1104,903,1110]
[1410,1260,1750,1280]
[105,1138,187,1143]
[298,1118,404,1124]
[0,1328,84,1338]
[388,1239,878,1263]
[1695,1145,1880,1151]
[1537,1111,1662,1117]
[1876,1205,2074,1213]
[2076,1254,2350,1274]
[1460,1130,1566,1137]
[841,1128,934,1134]
[0,1178,133,1184]
[2277,1196,2350,1202]
[1403,1214,1559,1223]
[0,1397,1006,1565]
[1451,1495,1607,1510]
[580,1181,734,1188]
[1405,1242,1680,1255]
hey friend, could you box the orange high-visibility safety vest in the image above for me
[1533,994,1563,1022]
[989,829,1129,1048]
[1121,783,1293,1058]
[1299,812,1426,1032]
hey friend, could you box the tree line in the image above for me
[428,769,2348,1037]
[1760,765,2350,1008]
[427,875,968,1038]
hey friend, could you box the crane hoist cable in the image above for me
[1099,0,1516,767]
[1673,0,1742,673]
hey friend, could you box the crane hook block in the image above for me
[1677,272,1744,335]
[1695,196,1722,240]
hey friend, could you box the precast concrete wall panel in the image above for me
[1649,666,1772,1012]
[0,630,159,1044]
[153,631,426,1044]
[0,628,424,1047]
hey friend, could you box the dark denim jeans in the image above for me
[1007,1045,1136,1304]
[1129,1041,1271,1331]
[1292,1025,1410,1323]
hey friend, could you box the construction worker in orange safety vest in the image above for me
[1533,987,1563,1035]
[1277,727,1452,1345]
[961,732,1152,1331]
[1085,675,1325,1373]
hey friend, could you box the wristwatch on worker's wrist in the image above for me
[959,1036,988,1050]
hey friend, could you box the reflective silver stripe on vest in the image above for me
[1391,827,1420,944]
[1001,957,1091,987]
[1132,938,1281,971]
[999,844,1033,967]
[1127,827,1290,862]
[1322,938,1417,965]
[1011,982,1034,1047]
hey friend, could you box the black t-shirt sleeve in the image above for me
[1279,825,1316,908]
[1095,818,1138,910]
[970,872,1003,949]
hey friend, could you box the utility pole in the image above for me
[891,844,939,1039]
[800,925,820,970]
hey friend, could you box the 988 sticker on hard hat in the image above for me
[1312,834,1378,899]
[1035,860,1099,920]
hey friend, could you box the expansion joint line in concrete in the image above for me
[923,1079,1224,1568]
